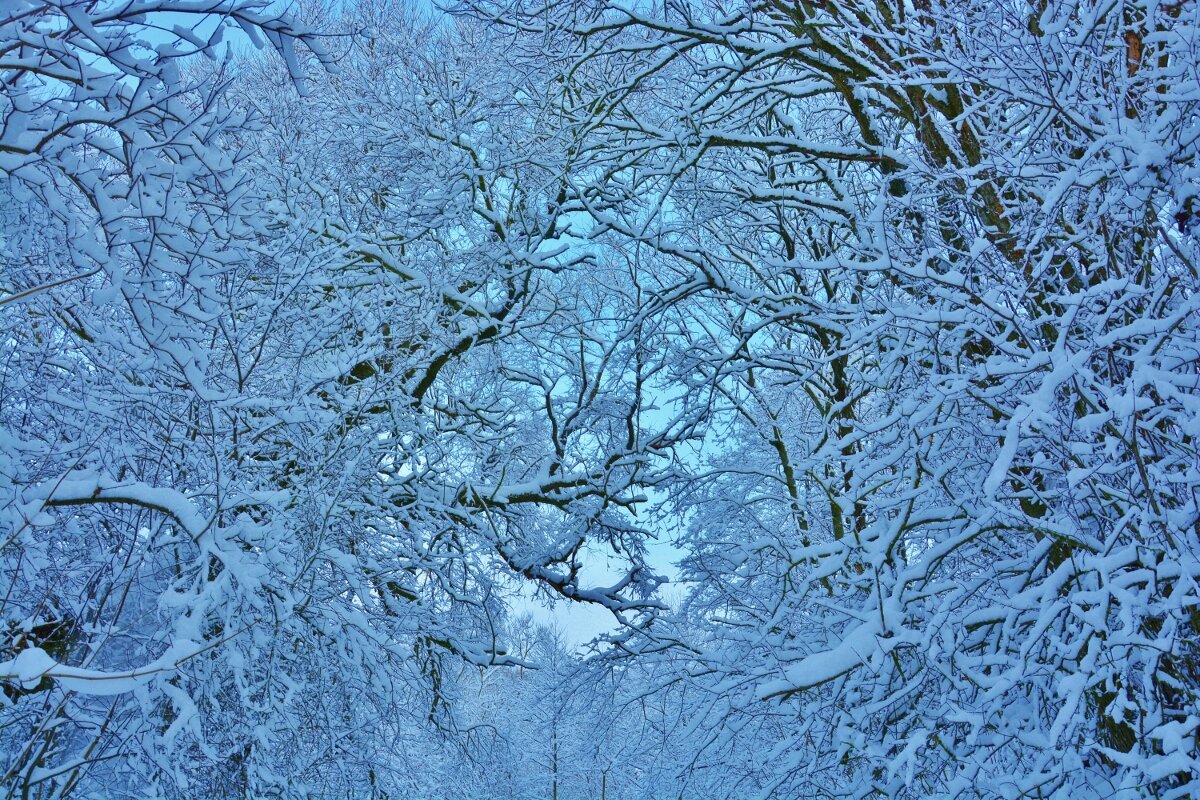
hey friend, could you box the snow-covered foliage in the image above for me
[3,0,1198,797]
[1,1,660,795]
[459,0,1200,796]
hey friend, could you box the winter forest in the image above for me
[2,0,1199,797]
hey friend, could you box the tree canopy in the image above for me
[2,0,1198,797]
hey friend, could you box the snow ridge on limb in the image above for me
[1,639,212,697]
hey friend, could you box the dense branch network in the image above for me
[2,0,1198,798]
